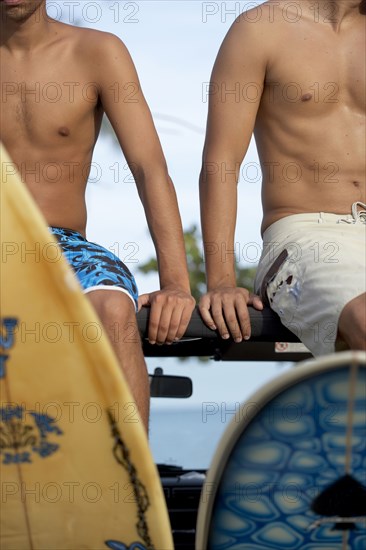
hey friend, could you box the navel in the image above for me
[58,126,70,137]
[301,93,312,102]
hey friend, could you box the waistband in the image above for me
[49,226,87,241]
[263,202,366,243]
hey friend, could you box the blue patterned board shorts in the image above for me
[50,227,138,311]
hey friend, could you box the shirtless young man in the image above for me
[199,0,366,356]
[0,0,195,429]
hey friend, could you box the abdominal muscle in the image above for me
[3,127,100,236]
[255,108,366,235]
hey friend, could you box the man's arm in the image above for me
[199,15,269,342]
[95,33,195,344]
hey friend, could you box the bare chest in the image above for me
[262,25,366,116]
[0,60,100,145]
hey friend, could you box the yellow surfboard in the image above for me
[0,145,174,550]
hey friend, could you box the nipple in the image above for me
[301,93,312,102]
[58,127,70,137]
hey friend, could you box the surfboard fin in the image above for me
[311,474,366,530]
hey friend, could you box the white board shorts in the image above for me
[254,203,366,357]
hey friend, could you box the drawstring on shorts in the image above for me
[338,202,366,225]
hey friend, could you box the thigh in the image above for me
[338,292,366,351]
[87,289,140,346]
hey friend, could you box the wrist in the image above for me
[160,281,191,294]
[207,276,236,291]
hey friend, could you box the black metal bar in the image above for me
[137,307,311,361]
[137,306,299,342]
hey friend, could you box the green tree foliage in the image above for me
[138,225,257,300]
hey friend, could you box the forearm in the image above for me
[136,169,191,292]
[200,158,238,290]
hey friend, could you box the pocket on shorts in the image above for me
[266,250,303,325]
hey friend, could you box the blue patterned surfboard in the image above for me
[196,352,366,549]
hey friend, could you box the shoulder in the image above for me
[215,1,298,72]
[79,27,131,61]
[53,23,133,64]
[222,1,286,48]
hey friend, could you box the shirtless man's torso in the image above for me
[1,0,195,429]
[199,0,366,355]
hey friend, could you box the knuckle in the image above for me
[154,294,164,304]
[181,314,191,325]
[168,322,179,332]
[225,314,237,324]
[211,307,222,318]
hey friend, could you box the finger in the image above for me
[147,299,163,345]
[174,303,195,341]
[221,301,243,342]
[248,293,264,310]
[155,301,175,344]
[199,297,217,330]
[138,293,150,312]
[211,300,230,339]
[164,306,185,344]
[235,296,251,341]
